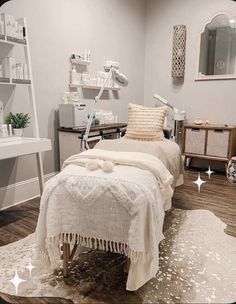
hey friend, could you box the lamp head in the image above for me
[112,69,128,87]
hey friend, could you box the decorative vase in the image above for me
[13,128,24,137]
[227,157,236,183]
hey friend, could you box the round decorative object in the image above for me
[227,157,236,183]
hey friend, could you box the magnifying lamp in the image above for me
[83,67,128,150]
[112,70,129,87]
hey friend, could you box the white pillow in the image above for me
[125,103,167,141]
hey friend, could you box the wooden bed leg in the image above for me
[63,243,70,278]
[70,242,78,261]
[62,241,79,278]
[225,162,228,175]
[123,258,131,273]
[185,157,192,167]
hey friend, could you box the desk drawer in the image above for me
[206,129,229,158]
[185,128,206,155]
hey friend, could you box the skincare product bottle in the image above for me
[2,57,16,79]
[84,49,88,62]
[0,124,8,137]
[7,124,13,136]
[71,67,77,85]
[87,50,91,62]
[0,100,4,125]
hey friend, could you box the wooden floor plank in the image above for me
[173,169,236,237]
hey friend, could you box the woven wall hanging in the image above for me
[172,25,187,79]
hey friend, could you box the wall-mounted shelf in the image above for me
[0,16,51,195]
[0,34,27,46]
[0,137,51,160]
[70,83,120,91]
[0,77,10,83]
[12,79,31,84]
[0,77,31,86]
[71,59,91,66]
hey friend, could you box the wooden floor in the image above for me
[174,169,236,237]
[0,169,235,303]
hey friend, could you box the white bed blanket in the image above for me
[35,149,174,290]
[95,138,183,188]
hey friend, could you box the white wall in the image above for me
[144,0,236,126]
[2,0,236,208]
[0,0,146,207]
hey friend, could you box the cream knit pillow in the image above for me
[125,103,167,141]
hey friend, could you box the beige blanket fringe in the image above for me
[36,232,151,265]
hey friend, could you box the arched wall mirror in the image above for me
[196,13,236,80]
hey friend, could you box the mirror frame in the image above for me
[195,11,236,81]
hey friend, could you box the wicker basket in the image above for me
[227,157,236,183]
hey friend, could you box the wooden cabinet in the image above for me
[182,124,236,168]
[58,123,127,169]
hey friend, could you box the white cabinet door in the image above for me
[185,128,206,155]
[59,132,81,168]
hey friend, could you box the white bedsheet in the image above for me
[35,139,183,291]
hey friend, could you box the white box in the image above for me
[15,21,24,40]
[2,57,16,79]
[2,58,10,78]
[1,13,15,37]
[11,18,16,37]
[14,21,18,38]
[0,21,4,35]
[16,19,24,40]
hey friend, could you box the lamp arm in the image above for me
[83,70,112,149]
[153,93,175,110]
[96,69,112,101]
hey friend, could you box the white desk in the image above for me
[0,137,52,194]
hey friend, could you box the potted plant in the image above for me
[5,112,30,137]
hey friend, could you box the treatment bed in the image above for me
[35,137,183,291]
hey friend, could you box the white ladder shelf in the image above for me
[0,17,51,195]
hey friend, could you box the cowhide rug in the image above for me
[0,208,235,304]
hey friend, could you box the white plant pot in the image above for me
[13,128,24,137]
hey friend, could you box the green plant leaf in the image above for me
[5,112,30,128]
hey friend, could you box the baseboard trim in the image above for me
[0,172,58,211]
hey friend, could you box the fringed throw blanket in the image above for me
[35,149,174,290]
